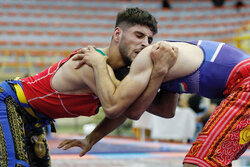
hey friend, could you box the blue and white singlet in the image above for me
[160,40,250,98]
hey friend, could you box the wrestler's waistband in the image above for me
[223,58,250,95]
[0,79,56,132]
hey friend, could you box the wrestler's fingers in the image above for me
[72,54,84,61]
[172,46,178,52]
[75,60,87,69]
[63,140,81,150]
[59,141,76,150]
[151,42,160,56]
[79,150,88,157]
[87,45,95,51]
[76,48,87,54]
[62,144,74,150]
[152,43,159,51]
[172,46,178,55]
[57,139,72,148]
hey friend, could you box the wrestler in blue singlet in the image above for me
[160,40,250,99]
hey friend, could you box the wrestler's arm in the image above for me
[75,42,177,119]
[58,114,127,157]
[147,90,178,118]
[57,43,177,156]
[124,43,178,120]
[89,43,177,119]
[104,61,177,120]
[124,82,178,120]
[57,59,126,157]
[82,46,154,119]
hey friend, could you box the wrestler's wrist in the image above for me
[151,67,168,80]
[92,59,107,69]
[85,132,103,147]
[85,134,96,147]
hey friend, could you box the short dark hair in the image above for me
[115,7,158,35]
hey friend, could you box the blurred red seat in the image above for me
[11,41,22,46]
[25,41,36,46]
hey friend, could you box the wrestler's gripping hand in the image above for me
[150,41,178,77]
[70,48,87,69]
[72,46,107,69]
[57,138,92,157]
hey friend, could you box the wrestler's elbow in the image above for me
[158,106,176,118]
[103,106,123,119]
[124,112,141,120]
[148,107,176,119]
[154,110,175,119]
[104,109,118,119]
[164,109,175,118]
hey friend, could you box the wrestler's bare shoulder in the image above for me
[51,56,95,94]
[162,41,204,82]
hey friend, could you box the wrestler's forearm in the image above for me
[124,71,166,120]
[85,115,127,146]
[92,62,117,114]
[124,45,178,120]
[92,48,153,119]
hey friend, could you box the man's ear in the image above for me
[113,27,122,42]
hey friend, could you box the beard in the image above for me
[114,66,130,81]
[118,36,132,66]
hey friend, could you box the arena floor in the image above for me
[48,135,250,167]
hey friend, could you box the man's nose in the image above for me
[141,37,150,47]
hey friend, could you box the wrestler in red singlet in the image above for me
[21,56,99,119]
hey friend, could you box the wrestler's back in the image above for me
[162,41,204,82]
[52,56,94,94]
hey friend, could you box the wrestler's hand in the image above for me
[150,41,178,77]
[82,45,107,68]
[57,138,92,157]
[72,46,107,69]
[71,48,88,69]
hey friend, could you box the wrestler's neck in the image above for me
[103,46,127,70]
